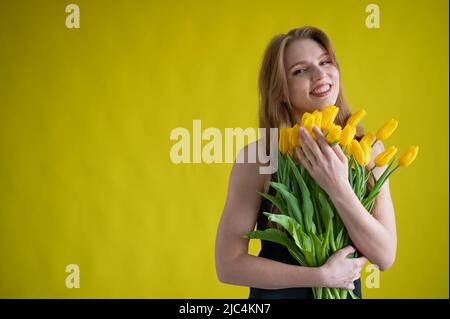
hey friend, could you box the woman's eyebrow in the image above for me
[288,52,330,71]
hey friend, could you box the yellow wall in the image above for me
[0,0,448,298]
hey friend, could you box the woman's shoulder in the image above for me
[231,139,273,193]
[235,138,276,165]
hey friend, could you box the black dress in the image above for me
[248,174,362,299]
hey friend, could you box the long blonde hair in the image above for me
[259,26,363,152]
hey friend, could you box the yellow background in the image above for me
[0,0,448,298]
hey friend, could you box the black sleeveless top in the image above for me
[248,173,362,299]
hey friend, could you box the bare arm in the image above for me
[215,141,365,290]
[328,140,397,271]
[298,126,397,271]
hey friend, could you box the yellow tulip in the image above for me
[344,144,352,157]
[312,111,323,130]
[340,124,356,147]
[325,124,342,144]
[278,128,284,153]
[346,109,367,127]
[398,145,419,167]
[322,105,339,131]
[288,149,293,157]
[302,113,315,137]
[290,124,301,148]
[376,119,398,141]
[361,141,372,166]
[374,145,398,167]
[351,140,366,165]
[360,132,375,147]
[301,112,313,126]
[287,127,295,156]
[278,128,289,154]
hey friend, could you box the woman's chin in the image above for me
[293,99,337,114]
[311,101,335,111]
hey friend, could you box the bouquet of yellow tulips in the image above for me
[242,105,418,299]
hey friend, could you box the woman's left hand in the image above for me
[295,125,350,197]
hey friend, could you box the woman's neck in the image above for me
[291,110,303,126]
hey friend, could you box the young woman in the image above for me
[215,26,397,299]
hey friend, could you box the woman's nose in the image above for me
[311,65,325,81]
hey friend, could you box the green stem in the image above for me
[329,224,337,252]
[340,289,349,299]
[363,160,397,205]
[386,164,400,179]
[325,288,335,299]
[371,138,378,148]
[311,194,323,234]
[349,290,360,299]
[348,157,354,188]
[332,288,341,299]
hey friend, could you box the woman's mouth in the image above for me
[310,84,332,98]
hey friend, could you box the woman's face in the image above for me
[284,38,340,118]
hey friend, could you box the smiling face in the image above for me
[284,38,340,119]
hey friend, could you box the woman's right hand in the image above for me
[320,245,367,290]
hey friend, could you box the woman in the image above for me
[214,26,397,299]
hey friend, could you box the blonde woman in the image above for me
[215,26,397,299]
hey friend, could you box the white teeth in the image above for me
[312,84,331,94]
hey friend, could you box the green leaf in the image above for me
[282,154,290,186]
[348,157,354,188]
[317,190,334,229]
[310,192,323,234]
[335,227,345,250]
[287,248,307,266]
[298,161,305,176]
[257,191,288,216]
[323,220,332,253]
[270,182,303,225]
[312,232,325,266]
[303,250,317,266]
[263,212,304,249]
[329,220,336,252]
[264,212,317,266]
[243,228,307,266]
[286,156,314,234]
[277,152,285,184]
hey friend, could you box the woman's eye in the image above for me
[320,60,332,65]
[293,69,306,75]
